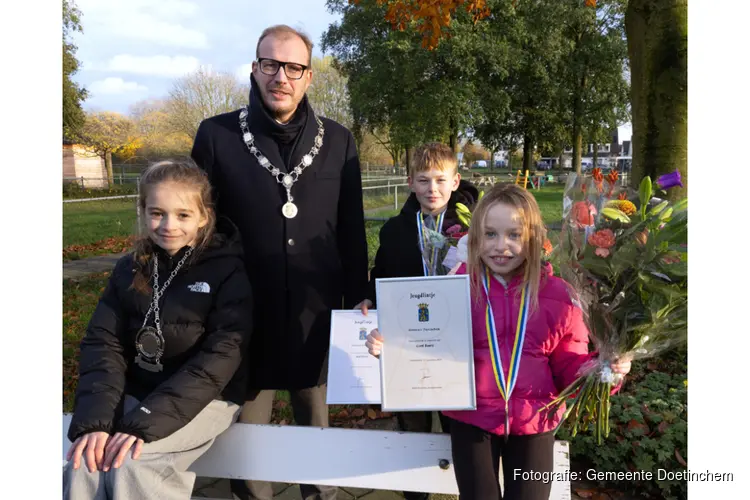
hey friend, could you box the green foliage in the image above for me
[63,0,87,140]
[323,0,488,153]
[559,365,688,500]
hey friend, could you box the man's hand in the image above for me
[365,329,384,358]
[353,299,373,316]
[102,432,145,471]
[66,431,111,472]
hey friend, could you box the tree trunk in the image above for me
[105,151,114,187]
[522,134,533,173]
[405,145,411,174]
[572,127,583,176]
[626,0,687,200]
[449,116,458,153]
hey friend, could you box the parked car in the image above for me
[536,160,552,171]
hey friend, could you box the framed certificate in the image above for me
[326,310,381,405]
[376,275,475,412]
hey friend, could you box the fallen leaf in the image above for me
[351,408,365,418]
[356,418,366,426]
[627,419,649,433]
[380,411,392,417]
[367,408,377,419]
[337,409,349,419]
[675,449,687,467]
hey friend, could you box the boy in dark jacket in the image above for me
[355,142,479,500]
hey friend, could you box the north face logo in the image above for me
[188,282,211,293]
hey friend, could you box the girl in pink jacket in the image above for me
[367,183,631,500]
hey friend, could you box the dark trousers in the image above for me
[448,418,555,500]
[230,385,337,500]
[397,412,451,500]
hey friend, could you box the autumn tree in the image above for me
[63,0,88,139]
[323,0,487,162]
[462,140,491,166]
[364,0,687,198]
[129,99,193,160]
[166,67,248,141]
[74,112,139,186]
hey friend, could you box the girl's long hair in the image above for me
[466,183,547,312]
[131,159,216,295]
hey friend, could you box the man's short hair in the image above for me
[256,25,314,66]
[410,143,459,178]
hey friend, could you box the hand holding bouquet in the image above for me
[542,169,687,444]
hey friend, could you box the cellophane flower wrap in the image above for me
[542,168,688,444]
[418,200,476,276]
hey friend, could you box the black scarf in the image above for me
[248,75,309,168]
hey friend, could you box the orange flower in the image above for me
[592,168,603,182]
[588,229,616,258]
[618,192,628,200]
[572,201,597,227]
[606,199,637,216]
[606,169,619,185]
[543,239,553,256]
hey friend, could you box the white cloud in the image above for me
[102,55,201,77]
[75,0,208,49]
[89,78,148,95]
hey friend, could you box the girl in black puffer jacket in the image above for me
[64,160,252,500]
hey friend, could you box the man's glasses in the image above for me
[257,58,308,80]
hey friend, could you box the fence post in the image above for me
[80,176,85,189]
[394,185,398,210]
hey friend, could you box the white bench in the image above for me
[62,414,572,499]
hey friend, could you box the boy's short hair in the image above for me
[409,143,458,178]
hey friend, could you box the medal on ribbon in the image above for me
[481,266,531,440]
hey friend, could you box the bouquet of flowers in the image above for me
[541,168,687,444]
[418,200,477,276]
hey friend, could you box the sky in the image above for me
[69,0,631,143]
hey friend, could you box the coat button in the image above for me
[288,238,295,246]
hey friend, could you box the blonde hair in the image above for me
[466,183,547,312]
[409,142,458,178]
[256,25,314,66]
[132,159,216,294]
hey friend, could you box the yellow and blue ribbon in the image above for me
[416,211,445,276]
[481,266,530,438]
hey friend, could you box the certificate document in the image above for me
[326,310,381,404]
[376,275,475,412]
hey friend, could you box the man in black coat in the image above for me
[190,25,368,500]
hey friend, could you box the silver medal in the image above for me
[282,202,298,219]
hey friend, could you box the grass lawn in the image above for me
[64,199,138,248]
